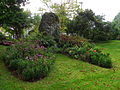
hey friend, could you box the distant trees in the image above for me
[66,9,114,41]
[40,0,81,32]
[0,0,29,26]
[5,10,32,39]
[31,14,42,32]
[0,0,119,41]
[40,1,116,42]
[0,0,32,39]
[112,12,120,30]
[111,12,120,39]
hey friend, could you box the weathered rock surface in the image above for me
[39,12,60,41]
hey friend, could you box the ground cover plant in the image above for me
[0,40,120,90]
[0,33,112,82]
[0,0,120,89]
[59,35,112,68]
[1,34,56,81]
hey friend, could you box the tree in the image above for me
[4,10,32,39]
[92,21,113,41]
[112,12,120,30]
[8,12,41,38]
[66,9,113,41]
[28,14,42,35]
[40,0,81,32]
[0,0,29,25]
[67,9,96,36]
[111,12,120,39]
[0,0,31,39]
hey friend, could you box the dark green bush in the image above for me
[59,34,90,52]
[28,33,57,48]
[64,46,112,68]
[2,38,55,81]
[66,9,114,42]
[91,53,112,68]
[21,58,54,81]
[7,57,54,81]
[58,34,112,68]
[0,32,6,42]
[59,34,88,47]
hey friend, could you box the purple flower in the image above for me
[29,57,33,60]
[37,54,42,57]
[40,46,45,48]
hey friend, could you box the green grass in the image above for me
[0,40,120,90]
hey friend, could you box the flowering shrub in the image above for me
[88,48,112,68]
[28,33,57,48]
[58,34,112,68]
[2,40,55,81]
[59,34,88,48]
[64,46,112,68]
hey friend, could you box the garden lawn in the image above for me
[0,40,120,90]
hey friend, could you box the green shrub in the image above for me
[2,37,55,81]
[64,46,112,68]
[9,59,19,70]
[0,32,6,42]
[7,57,54,81]
[90,53,112,68]
[21,58,54,81]
[58,34,112,68]
[28,33,57,48]
[59,34,88,48]
[15,59,29,73]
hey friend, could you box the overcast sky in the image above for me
[24,0,120,21]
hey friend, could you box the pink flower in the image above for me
[40,46,45,48]
[37,54,42,57]
[93,50,96,52]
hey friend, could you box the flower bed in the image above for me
[64,46,112,68]
[59,35,112,68]
[1,40,55,81]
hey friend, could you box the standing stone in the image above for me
[39,12,60,41]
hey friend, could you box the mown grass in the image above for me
[0,40,120,90]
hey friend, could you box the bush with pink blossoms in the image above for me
[2,40,55,81]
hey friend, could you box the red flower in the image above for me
[93,50,96,52]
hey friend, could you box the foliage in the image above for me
[0,30,15,46]
[90,51,112,68]
[0,32,6,42]
[40,0,81,32]
[64,46,112,68]
[28,33,57,48]
[59,34,88,48]
[0,0,29,26]
[51,3,75,32]
[112,12,120,30]
[28,14,41,35]
[58,34,112,68]
[8,58,54,81]
[112,12,120,39]
[3,10,32,39]
[1,37,55,81]
[1,41,120,89]
[66,9,114,42]
[0,0,31,39]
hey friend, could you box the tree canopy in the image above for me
[112,12,120,30]
[66,9,114,41]
[0,0,31,39]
